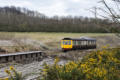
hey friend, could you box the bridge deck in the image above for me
[0,51,42,57]
[0,51,45,63]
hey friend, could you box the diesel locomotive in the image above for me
[61,37,96,51]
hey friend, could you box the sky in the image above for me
[0,0,115,18]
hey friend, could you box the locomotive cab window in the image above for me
[62,41,65,45]
[65,41,68,45]
[62,40,71,45]
[68,41,71,45]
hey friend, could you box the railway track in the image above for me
[0,51,46,63]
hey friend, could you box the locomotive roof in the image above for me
[62,37,96,41]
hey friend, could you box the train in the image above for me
[61,37,96,51]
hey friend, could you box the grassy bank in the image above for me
[0,32,119,53]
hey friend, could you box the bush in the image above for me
[40,48,120,80]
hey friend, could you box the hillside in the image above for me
[0,6,119,33]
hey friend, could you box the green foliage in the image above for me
[41,48,120,80]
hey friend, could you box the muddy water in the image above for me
[0,57,69,80]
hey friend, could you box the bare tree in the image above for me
[89,0,120,33]
[99,0,120,23]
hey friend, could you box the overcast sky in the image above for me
[0,0,114,18]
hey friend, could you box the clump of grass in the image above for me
[2,66,25,80]
[40,47,120,80]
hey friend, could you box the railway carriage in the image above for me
[61,37,96,51]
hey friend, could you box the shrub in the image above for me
[40,48,120,80]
